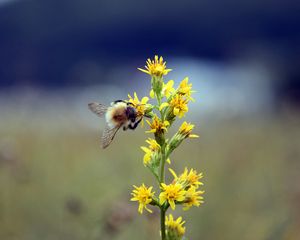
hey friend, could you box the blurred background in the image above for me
[0,0,300,239]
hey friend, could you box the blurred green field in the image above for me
[0,115,300,240]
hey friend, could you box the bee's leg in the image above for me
[144,113,152,118]
[128,124,135,130]
[128,118,142,130]
[123,125,129,131]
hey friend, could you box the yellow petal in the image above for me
[146,129,156,133]
[141,96,149,104]
[168,168,177,178]
[138,204,144,214]
[166,79,174,88]
[169,200,176,210]
[189,134,199,138]
[143,155,151,164]
[173,107,179,116]
[145,205,153,213]
[159,195,166,205]
[138,68,150,75]
[141,146,150,153]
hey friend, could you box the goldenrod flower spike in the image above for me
[129,56,204,239]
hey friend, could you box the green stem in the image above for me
[160,207,166,240]
[160,147,166,183]
[159,137,166,239]
[153,76,167,239]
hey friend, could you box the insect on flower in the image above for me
[88,100,150,148]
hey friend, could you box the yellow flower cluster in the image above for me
[167,77,195,119]
[170,167,203,188]
[149,77,194,121]
[159,168,204,211]
[130,56,204,239]
[131,168,204,215]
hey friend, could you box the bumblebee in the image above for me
[88,100,144,148]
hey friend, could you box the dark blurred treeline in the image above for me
[0,0,299,105]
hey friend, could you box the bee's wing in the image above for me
[101,125,121,149]
[88,102,108,117]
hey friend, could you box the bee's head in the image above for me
[125,106,137,121]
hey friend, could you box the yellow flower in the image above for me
[141,146,152,165]
[159,183,186,210]
[165,214,186,238]
[169,167,203,188]
[178,121,199,138]
[150,79,174,100]
[169,94,189,118]
[131,184,155,214]
[183,186,204,210]
[138,55,172,77]
[146,138,160,151]
[162,80,175,98]
[128,92,149,117]
[141,138,160,165]
[146,116,170,134]
[178,77,195,101]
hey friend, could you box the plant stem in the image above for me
[154,77,167,239]
[160,142,166,239]
[160,207,166,240]
[160,148,166,183]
